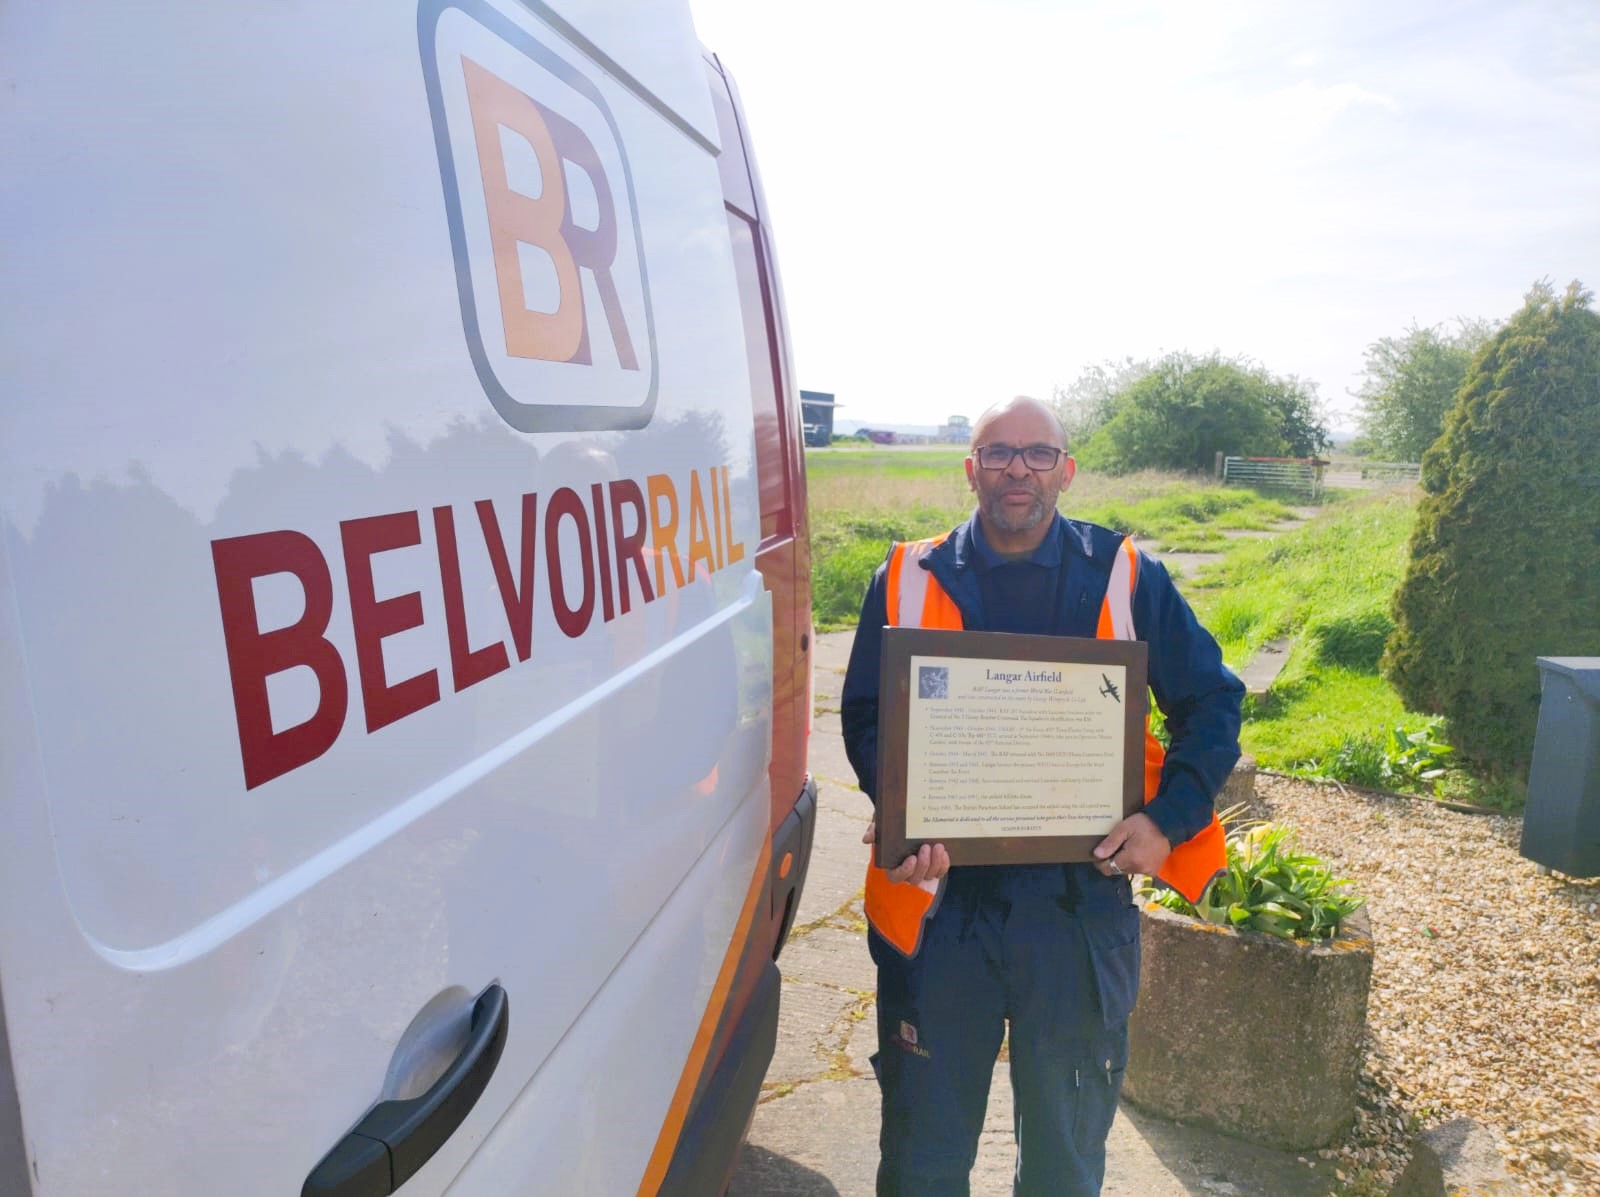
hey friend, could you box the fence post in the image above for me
[1214,450,1225,479]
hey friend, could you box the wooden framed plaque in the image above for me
[875,627,1149,868]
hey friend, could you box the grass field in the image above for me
[806,448,1514,807]
[1183,492,1521,808]
[1183,494,1417,769]
[807,446,1300,629]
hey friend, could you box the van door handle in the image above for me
[303,984,510,1197]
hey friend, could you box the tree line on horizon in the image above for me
[1049,301,1504,473]
[1051,279,1600,780]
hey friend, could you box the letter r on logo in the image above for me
[462,56,638,370]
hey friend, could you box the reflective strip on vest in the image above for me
[864,538,951,959]
[864,534,1227,958]
[1100,536,1138,640]
[888,535,945,628]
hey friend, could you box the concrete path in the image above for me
[1148,502,1323,584]
[1235,636,1294,698]
[1150,510,1322,696]
[727,631,1339,1197]
[1151,551,1225,580]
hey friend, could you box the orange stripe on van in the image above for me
[635,846,769,1195]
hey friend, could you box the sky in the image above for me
[688,0,1600,431]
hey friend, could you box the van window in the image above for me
[726,209,792,543]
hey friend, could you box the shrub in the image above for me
[1076,351,1330,474]
[1383,281,1600,776]
[1146,815,1364,940]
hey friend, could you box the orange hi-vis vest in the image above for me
[864,533,1228,958]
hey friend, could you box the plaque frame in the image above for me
[875,627,1149,869]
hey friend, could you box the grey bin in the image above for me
[1520,657,1600,876]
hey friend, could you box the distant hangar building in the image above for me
[799,390,837,447]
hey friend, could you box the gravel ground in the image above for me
[1246,774,1600,1195]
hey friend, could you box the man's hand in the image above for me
[1093,811,1171,878]
[863,820,951,886]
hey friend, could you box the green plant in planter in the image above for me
[1145,814,1364,940]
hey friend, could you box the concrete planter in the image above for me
[1214,753,1258,810]
[1123,902,1373,1151]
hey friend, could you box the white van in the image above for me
[0,1,816,1193]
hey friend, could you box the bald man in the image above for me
[841,397,1243,1197]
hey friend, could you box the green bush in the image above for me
[1076,351,1329,474]
[1383,281,1600,776]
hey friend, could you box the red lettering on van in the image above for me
[545,487,596,638]
[210,467,740,786]
[608,478,654,615]
[341,512,441,732]
[434,505,512,692]
[589,483,616,623]
[211,531,349,789]
[478,495,539,661]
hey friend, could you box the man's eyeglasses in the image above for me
[972,443,1065,471]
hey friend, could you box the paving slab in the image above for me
[788,796,867,935]
[779,926,877,994]
[732,1076,880,1196]
[808,712,860,791]
[812,631,853,712]
[766,980,865,1088]
[843,1002,876,1077]
[1153,551,1226,583]
[1236,636,1293,697]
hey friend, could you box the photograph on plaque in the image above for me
[875,627,1148,868]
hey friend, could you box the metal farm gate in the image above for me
[1220,456,1325,500]
[1220,456,1422,499]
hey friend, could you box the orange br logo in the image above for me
[421,0,657,432]
[461,57,637,371]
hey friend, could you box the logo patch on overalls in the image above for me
[890,1020,932,1059]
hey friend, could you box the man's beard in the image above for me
[981,484,1050,533]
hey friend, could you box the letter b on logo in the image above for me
[423,1,657,431]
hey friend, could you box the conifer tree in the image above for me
[1383,281,1600,776]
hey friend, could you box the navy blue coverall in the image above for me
[841,512,1243,1197]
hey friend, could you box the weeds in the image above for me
[1294,719,1455,792]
